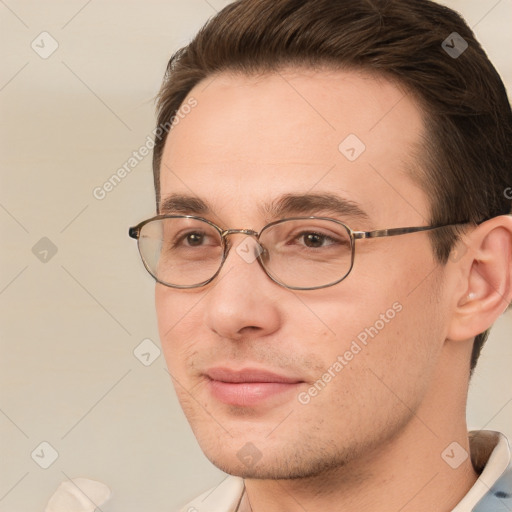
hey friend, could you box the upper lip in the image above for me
[206,367,303,384]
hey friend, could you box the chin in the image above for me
[196,433,356,481]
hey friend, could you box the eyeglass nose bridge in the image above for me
[220,228,260,238]
[219,228,266,263]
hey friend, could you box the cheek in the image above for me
[296,248,444,383]
[296,293,441,434]
[155,286,202,375]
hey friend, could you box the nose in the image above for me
[202,234,282,341]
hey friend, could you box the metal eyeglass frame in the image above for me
[129,214,471,291]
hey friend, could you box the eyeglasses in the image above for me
[128,215,469,290]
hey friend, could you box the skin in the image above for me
[155,68,512,511]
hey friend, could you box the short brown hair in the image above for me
[152,0,512,372]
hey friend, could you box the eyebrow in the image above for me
[160,194,209,215]
[159,192,371,224]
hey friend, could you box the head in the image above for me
[146,0,512,478]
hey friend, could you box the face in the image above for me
[155,68,451,478]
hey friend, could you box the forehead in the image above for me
[159,68,428,226]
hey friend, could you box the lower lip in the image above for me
[208,380,301,407]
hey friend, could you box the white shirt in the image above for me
[178,430,512,512]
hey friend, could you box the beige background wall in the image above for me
[1,1,511,511]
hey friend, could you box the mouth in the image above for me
[205,367,305,407]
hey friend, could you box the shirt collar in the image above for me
[454,430,512,511]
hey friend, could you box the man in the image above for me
[129,0,512,510]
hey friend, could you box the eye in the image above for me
[261,219,352,255]
[292,230,340,248]
[171,230,219,249]
[183,232,205,246]
[300,232,334,248]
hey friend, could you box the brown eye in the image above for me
[303,232,327,248]
[185,232,204,246]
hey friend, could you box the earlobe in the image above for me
[447,217,512,342]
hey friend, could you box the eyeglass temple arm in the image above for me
[353,222,471,240]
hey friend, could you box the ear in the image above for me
[447,215,512,342]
